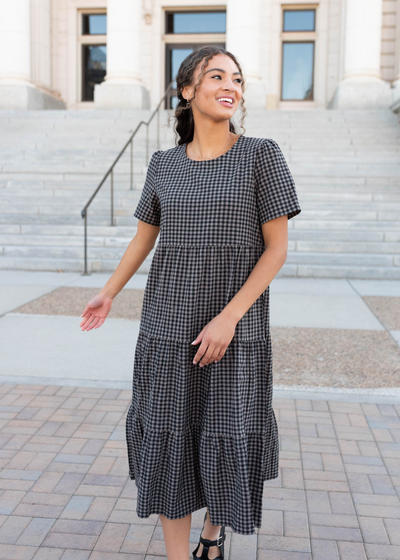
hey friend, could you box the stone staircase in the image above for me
[0,108,399,278]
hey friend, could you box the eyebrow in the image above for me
[204,68,242,76]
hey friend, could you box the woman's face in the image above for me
[182,54,243,123]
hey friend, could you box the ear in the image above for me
[180,86,190,101]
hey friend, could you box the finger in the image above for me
[94,317,106,329]
[193,343,209,365]
[81,314,96,331]
[80,314,92,330]
[84,315,100,331]
[80,306,89,319]
[209,346,222,364]
[80,309,92,325]
[191,327,206,346]
[86,316,101,331]
[200,345,218,366]
[214,346,226,362]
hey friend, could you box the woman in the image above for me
[80,45,301,560]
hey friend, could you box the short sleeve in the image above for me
[254,138,301,225]
[134,150,161,226]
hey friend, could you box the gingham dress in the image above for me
[126,134,301,535]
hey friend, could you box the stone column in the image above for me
[226,0,265,109]
[95,0,149,109]
[0,0,64,109]
[330,0,391,109]
[391,0,400,112]
[0,0,32,108]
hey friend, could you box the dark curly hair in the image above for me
[168,45,247,146]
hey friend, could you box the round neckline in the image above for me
[182,134,244,163]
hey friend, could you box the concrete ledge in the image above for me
[274,384,400,404]
[0,84,66,110]
[329,80,393,110]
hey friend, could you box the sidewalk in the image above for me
[0,383,399,559]
[0,270,399,559]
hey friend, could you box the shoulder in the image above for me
[157,144,182,163]
[241,136,283,158]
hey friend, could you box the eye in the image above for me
[211,75,243,84]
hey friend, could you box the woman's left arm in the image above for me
[192,215,288,366]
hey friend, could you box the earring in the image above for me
[186,99,191,108]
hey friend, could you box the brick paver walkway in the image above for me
[0,383,399,559]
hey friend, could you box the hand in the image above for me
[192,312,238,367]
[79,292,113,331]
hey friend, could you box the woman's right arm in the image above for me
[79,220,159,331]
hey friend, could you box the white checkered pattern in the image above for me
[126,135,301,535]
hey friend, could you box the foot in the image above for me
[194,511,222,560]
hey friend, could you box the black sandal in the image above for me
[192,510,226,560]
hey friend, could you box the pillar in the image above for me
[226,0,266,109]
[330,0,391,109]
[0,0,64,109]
[95,0,149,109]
[391,0,400,112]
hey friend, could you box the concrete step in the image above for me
[1,224,399,243]
[3,193,400,212]
[285,264,400,279]
[1,234,399,257]
[0,214,115,225]
[1,255,399,279]
[2,213,400,231]
[2,245,132,260]
[285,251,396,267]
[0,239,398,267]
[0,204,136,216]
[293,240,400,254]
[0,224,136,236]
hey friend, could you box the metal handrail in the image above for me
[80,79,175,274]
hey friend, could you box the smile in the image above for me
[217,98,234,107]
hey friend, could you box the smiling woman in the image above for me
[80,44,302,560]
[123,45,300,554]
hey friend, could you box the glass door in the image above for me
[165,44,225,109]
[166,45,195,110]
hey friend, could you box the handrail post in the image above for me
[146,122,149,165]
[111,169,114,226]
[130,139,133,190]
[83,210,88,275]
[157,108,160,151]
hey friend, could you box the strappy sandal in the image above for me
[192,510,226,560]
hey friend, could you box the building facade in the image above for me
[0,0,399,111]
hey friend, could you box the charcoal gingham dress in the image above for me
[126,134,301,535]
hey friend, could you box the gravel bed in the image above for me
[271,326,400,389]
[12,286,144,320]
[362,295,400,330]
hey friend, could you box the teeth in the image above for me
[218,98,233,104]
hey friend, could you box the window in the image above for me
[166,11,226,34]
[283,10,315,32]
[82,45,107,102]
[82,14,107,35]
[79,11,107,102]
[281,8,316,101]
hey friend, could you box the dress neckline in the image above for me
[182,134,244,163]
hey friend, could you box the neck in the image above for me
[190,124,236,159]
